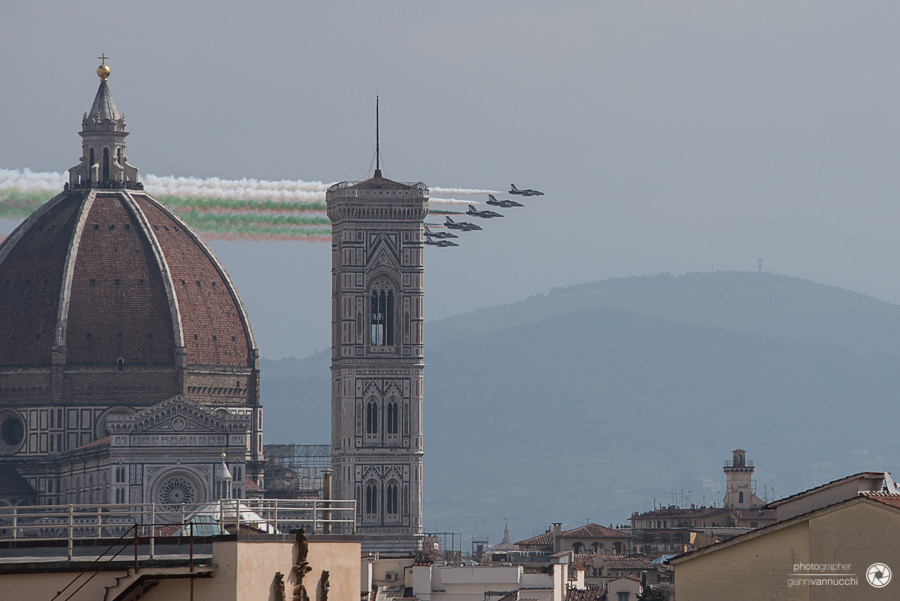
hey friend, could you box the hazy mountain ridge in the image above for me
[260,271,900,542]
[425,271,900,358]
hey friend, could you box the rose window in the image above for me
[157,475,197,507]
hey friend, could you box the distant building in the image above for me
[671,471,900,599]
[0,61,263,510]
[327,154,429,553]
[515,522,634,558]
[628,449,776,555]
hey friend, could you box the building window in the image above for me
[370,289,394,346]
[366,400,379,436]
[365,482,378,515]
[387,401,399,435]
[386,482,399,516]
[739,491,744,504]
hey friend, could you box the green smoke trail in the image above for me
[177,210,331,229]
[156,196,327,213]
[0,188,456,241]
[0,188,53,218]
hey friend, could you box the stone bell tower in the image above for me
[326,117,427,552]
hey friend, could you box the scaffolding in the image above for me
[264,444,331,498]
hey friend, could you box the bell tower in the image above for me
[326,110,428,552]
[723,448,764,508]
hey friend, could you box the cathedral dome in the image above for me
[0,65,259,409]
[0,187,259,406]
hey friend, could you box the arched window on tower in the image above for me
[102,148,110,185]
[366,399,379,441]
[365,481,378,516]
[386,481,399,518]
[370,283,395,346]
[387,400,399,437]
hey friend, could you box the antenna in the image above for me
[375,95,381,178]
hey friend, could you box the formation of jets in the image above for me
[426,184,545,248]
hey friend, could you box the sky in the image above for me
[3,0,900,546]
[4,2,900,359]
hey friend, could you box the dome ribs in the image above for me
[132,195,255,368]
[0,195,82,366]
[65,192,174,365]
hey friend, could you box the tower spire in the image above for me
[375,95,381,178]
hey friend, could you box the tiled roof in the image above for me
[349,174,413,191]
[516,532,552,547]
[560,523,633,539]
[517,523,632,548]
[0,189,259,404]
[861,491,900,509]
[565,589,603,601]
[603,557,656,570]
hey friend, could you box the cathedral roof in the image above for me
[0,189,257,371]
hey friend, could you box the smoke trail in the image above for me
[428,197,478,206]
[178,211,331,229]
[157,196,327,213]
[0,169,67,192]
[430,186,499,195]
[145,174,329,203]
[0,169,501,242]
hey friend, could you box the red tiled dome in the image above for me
[0,188,259,406]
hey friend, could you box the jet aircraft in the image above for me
[509,184,544,196]
[444,216,482,231]
[467,204,504,219]
[486,194,524,208]
[424,226,458,239]
[424,237,459,247]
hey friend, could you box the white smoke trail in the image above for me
[428,197,476,206]
[142,174,329,202]
[1,169,498,205]
[430,186,499,196]
[0,169,67,192]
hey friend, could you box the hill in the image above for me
[260,271,900,544]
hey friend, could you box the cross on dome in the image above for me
[97,53,110,81]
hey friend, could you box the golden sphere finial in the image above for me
[97,53,110,81]
[221,452,227,461]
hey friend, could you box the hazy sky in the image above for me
[3,1,900,362]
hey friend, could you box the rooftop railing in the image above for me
[0,498,356,559]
